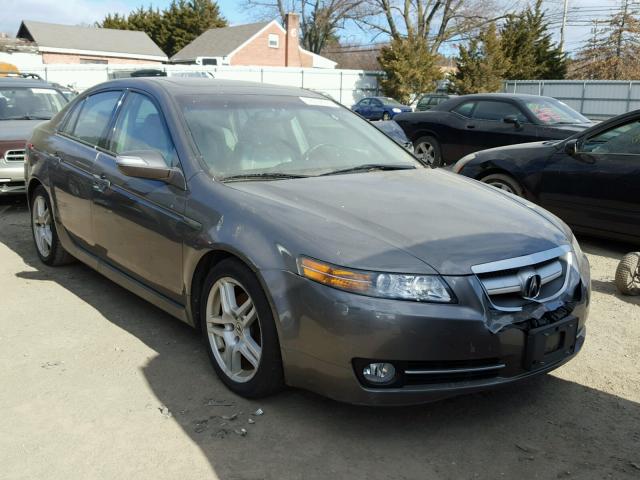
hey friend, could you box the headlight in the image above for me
[392,108,402,113]
[298,257,453,302]
[571,234,583,259]
[452,153,476,173]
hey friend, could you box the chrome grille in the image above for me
[472,245,572,311]
[4,149,25,162]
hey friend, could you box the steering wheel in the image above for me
[303,143,341,164]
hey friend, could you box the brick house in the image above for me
[171,14,336,69]
[16,20,167,64]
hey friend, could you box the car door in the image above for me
[50,90,123,251]
[355,98,371,118]
[370,99,384,119]
[91,90,187,302]
[538,118,640,239]
[466,100,538,150]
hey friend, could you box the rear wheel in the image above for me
[30,186,74,266]
[480,173,524,197]
[414,136,442,167]
[200,258,284,398]
[615,252,640,296]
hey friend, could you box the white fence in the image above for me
[503,80,640,120]
[22,64,383,107]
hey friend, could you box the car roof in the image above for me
[84,77,326,99]
[0,77,60,89]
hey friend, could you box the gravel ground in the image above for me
[1,195,639,480]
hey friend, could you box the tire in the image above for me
[382,112,391,121]
[200,258,284,398]
[414,135,442,167]
[615,252,640,296]
[30,185,74,266]
[480,173,524,197]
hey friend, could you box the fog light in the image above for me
[363,363,396,383]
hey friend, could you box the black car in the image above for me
[454,109,640,243]
[394,93,593,167]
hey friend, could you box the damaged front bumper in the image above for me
[264,247,590,406]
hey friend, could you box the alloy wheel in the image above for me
[205,277,262,383]
[486,180,516,194]
[32,195,53,258]
[415,142,436,166]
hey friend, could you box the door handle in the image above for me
[466,124,476,129]
[92,174,111,192]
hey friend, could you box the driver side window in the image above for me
[582,120,640,155]
[109,92,178,167]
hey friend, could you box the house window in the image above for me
[268,34,279,48]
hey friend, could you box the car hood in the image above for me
[474,140,559,157]
[228,169,569,275]
[0,120,47,141]
[541,123,593,136]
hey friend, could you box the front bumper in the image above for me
[263,262,589,406]
[0,164,26,194]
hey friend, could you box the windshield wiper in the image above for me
[2,115,52,120]
[320,164,416,176]
[221,172,310,182]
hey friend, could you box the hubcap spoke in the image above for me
[239,336,261,369]
[218,281,237,316]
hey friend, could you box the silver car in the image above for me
[0,77,68,194]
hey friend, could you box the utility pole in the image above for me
[560,0,569,53]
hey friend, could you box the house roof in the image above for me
[170,22,273,61]
[17,20,167,61]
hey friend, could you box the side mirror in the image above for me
[116,150,186,189]
[503,115,522,128]
[564,139,578,156]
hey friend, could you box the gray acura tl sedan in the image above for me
[25,78,590,405]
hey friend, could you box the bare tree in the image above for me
[242,0,364,53]
[354,0,519,54]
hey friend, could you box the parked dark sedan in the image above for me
[352,96,412,120]
[454,109,640,243]
[26,78,590,405]
[394,93,593,167]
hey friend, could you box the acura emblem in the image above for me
[523,274,542,299]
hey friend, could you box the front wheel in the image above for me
[200,258,284,398]
[413,136,442,167]
[30,186,74,266]
[615,252,640,296]
[480,173,524,197]
[382,112,391,121]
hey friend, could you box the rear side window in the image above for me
[71,91,122,147]
[110,92,178,167]
[452,101,475,118]
[473,101,527,122]
[358,98,370,106]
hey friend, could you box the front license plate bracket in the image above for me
[524,316,578,370]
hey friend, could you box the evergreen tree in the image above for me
[99,0,227,57]
[377,37,441,104]
[500,0,566,80]
[570,0,640,80]
[451,23,510,94]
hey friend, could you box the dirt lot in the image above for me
[0,195,639,480]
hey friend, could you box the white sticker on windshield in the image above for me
[299,97,338,108]
[32,88,58,94]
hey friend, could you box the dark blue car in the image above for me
[352,96,412,120]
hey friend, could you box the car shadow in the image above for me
[1,196,639,479]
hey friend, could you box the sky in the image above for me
[0,0,629,56]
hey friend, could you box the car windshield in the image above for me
[0,86,67,120]
[525,98,590,125]
[380,97,402,106]
[178,94,420,179]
